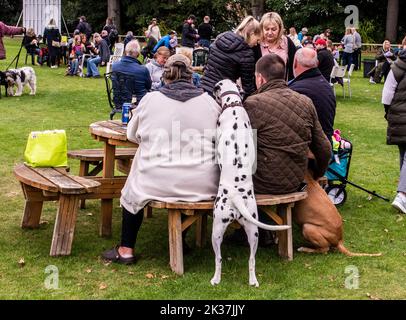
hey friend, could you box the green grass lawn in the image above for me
[1,38,405,300]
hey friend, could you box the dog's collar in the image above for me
[221,101,243,112]
[219,90,243,112]
[219,90,242,100]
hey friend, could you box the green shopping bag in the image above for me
[24,130,68,167]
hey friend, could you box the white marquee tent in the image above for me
[23,0,61,36]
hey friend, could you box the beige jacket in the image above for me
[121,91,221,214]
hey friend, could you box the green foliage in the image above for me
[359,19,377,44]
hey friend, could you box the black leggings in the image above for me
[121,207,144,248]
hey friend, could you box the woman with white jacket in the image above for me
[102,54,221,264]
[145,46,170,90]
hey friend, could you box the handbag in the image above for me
[24,130,68,167]
[52,40,61,47]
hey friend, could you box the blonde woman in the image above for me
[253,12,297,80]
[340,27,354,70]
[201,15,262,97]
[145,46,170,90]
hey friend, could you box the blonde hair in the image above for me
[177,47,193,63]
[74,34,81,44]
[26,28,35,37]
[260,12,285,42]
[235,16,261,44]
[345,27,353,35]
[154,46,170,59]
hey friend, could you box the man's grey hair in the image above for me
[295,48,318,68]
[125,39,141,57]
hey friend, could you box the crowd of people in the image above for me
[2,12,406,263]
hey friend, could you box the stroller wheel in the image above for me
[326,185,347,206]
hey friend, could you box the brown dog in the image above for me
[293,170,382,256]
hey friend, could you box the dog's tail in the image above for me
[336,241,382,257]
[231,193,290,231]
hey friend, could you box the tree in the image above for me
[107,0,120,32]
[385,0,399,42]
[251,0,265,20]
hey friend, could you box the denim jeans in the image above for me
[199,39,211,48]
[87,56,101,77]
[70,59,79,75]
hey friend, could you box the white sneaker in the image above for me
[392,193,406,214]
[51,65,58,69]
[369,77,376,84]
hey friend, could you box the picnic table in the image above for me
[89,120,137,237]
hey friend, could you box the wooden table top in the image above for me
[89,120,129,142]
[89,120,137,146]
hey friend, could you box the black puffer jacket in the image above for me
[200,31,256,97]
[387,51,406,145]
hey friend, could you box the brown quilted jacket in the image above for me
[244,79,331,195]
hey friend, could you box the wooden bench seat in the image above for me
[68,148,137,208]
[148,192,307,275]
[14,164,101,256]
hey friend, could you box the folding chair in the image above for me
[105,71,138,120]
[343,64,355,98]
[330,65,347,98]
[192,47,209,68]
[106,43,124,74]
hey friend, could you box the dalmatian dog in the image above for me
[5,67,36,96]
[211,79,290,287]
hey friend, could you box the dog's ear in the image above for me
[213,81,225,105]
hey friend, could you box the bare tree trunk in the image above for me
[385,0,399,42]
[108,0,121,32]
[251,0,265,21]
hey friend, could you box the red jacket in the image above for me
[0,21,24,60]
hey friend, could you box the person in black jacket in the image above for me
[43,18,61,68]
[181,15,199,49]
[198,16,213,48]
[289,47,336,140]
[200,15,261,98]
[76,16,92,40]
[253,12,296,81]
[23,28,40,65]
[315,38,335,82]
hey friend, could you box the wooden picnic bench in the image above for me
[14,164,101,256]
[67,148,137,208]
[148,192,307,275]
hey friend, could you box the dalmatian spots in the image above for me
[233,123,238,130]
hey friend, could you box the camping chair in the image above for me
[106,42,124,74]
[343,64,355,98]
[105,71,138,120]
[192,47,209,72]
[330,65,347,98]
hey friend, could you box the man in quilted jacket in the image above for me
[245,53,331,195]
[225,53,331,247]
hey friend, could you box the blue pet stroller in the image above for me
[324,138,389,206]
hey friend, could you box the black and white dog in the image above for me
[5,67,36,96]
[211,79,290,287]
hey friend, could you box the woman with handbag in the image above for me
[43,18,61,68]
